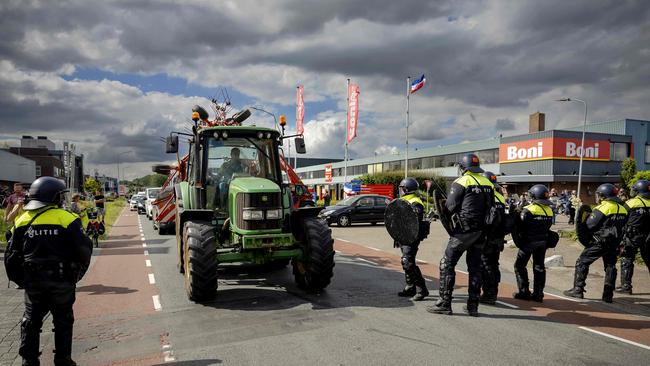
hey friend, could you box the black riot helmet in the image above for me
[482,171,498,185]
[458,153,483,174]
[595,183,618,201]
[528,184,552,206]
[632,179,650,198]
[24,176,68,210]
[398,177,419,197]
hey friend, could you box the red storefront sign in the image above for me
[324,165,333,182]
[499,137,610,163]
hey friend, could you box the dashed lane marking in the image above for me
[152,295,162,311]
[367,246,382,251]
[146,259,151,267]
[544,291,584,303]
[336,238,351,242]
[355,258,379,266]
[579,326,650,351]
[142,243,147,248]
[144,250,149,256]
[495,300,519,309]
[148,273,156,284]
[141,237,146,241]
[162,344,176,362]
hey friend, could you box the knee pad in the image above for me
[401,256,414,271]
[533,264,546,274]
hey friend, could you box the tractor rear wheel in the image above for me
[293,217,335,291]
[183,221,218,302]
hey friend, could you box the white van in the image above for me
[145,187,162,220]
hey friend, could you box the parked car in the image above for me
[145,187,161,220]
[318,194,391,227]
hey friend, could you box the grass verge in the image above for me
[101,198,126,240]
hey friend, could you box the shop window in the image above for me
[645,145,650,164]
[408,158,422,170]
[35,165,42,177]
[610,142,629,161]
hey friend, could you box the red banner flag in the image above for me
[347,83,360,143]
[296,85,304,135]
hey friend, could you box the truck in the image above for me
[165,104,335,302]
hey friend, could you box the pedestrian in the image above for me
[568,190,580,225]
[479,171,511,305]
[618,187,629,201]
[512,185,556,302]
[93,189,105,222]
[4,176,93,365]
[394,178,430,301]
[323,189,331,207]
[4,182,26,225]
[616,180,650,294]
[564,183,628,303]
[427,153,494,316]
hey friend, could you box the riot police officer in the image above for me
[5,177,92,366]
[479,171,511,304]
[616,179,650,294]
[427,154,493,316]
[395,178,430,301]
[564,183,628,303]
[512,184,555,302]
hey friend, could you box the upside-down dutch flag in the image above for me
[410,74,426,94]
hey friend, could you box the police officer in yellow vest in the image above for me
[616,180,650,294]
[512,184,554,302]
[564,183,628,303]
[4,177,92,366]
[427,154,493,316]
[395,178,430,301]
[479,171,511,305]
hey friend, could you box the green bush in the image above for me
[630,170,650,187]
[358,171,447,198]
[620,158,637,189]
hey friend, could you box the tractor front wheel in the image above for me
[293,217,335,291]
[183,221,218,302]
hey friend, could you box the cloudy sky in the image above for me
[1,0,648,179]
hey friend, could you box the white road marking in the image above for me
[144,250,149,256]
[356,258,379,265]
[141,237,146,241]
[336,238,351,242]
[335,250,342,254]
[148,273,156,284]
[456,269,469,274]
[579,326,650,351]
[416,259,428,264]
[367,246,383,251]
[142,243,147,248]
[544,291,583,303]
[145,259,151,267]
[162,344,176,362]
[495,300,519,309]
[152,295,162,311]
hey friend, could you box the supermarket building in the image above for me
[295,114,650,201]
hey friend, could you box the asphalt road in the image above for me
[61,209,650,365]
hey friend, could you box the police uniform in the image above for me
[618,195,650,293]
[513,200,553,301]
[395,192,430,300]
[480,187,509,304]
[565,185,628,302]
[428,155,493,316]
[5,177,92,366]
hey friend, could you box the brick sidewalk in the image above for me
[0,258,24,366]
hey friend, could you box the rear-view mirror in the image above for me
[295,137,306,154]
[166,135,178,154]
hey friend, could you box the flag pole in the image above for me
[344,78,350,186]
[295,85,299,169]
[405,76,410,179]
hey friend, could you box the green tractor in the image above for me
[165,106,334,302]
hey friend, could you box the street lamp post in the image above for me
[557,98,587,219]
[117,151,133,196]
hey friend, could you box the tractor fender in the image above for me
[290,207,325,241]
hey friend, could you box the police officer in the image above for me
[7,177,92,366]
[479,171,510,305]
[616,180,650,294]
[395,178,430,301]
[427,154,493,316]
[564,183,628,303]
[512,185,554,302]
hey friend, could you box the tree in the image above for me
[620,158,637,189]
[84,177,102,193]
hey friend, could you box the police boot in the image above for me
[512,270,531,300]
[463,298,479,317]
[53,357,77,366]
[531,270,546,303]
[22,359,39,366]
[563,264,588,299]
[602,265,617,303]
[427,258,454,315]
[411,267,429,301]
[615,259,634,294]
[398,272,416,297]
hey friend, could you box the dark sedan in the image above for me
[318,194,392,227]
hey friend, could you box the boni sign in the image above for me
[499,137,610,163]
[324,165,333,182]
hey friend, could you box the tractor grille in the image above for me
[236,192,282,230]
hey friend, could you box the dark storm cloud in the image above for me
[495,118,515,131]
[88,119,172,164]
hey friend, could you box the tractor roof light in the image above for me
[279,115,286,127]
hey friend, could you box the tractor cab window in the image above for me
[205,136,279,210]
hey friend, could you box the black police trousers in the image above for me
[399,242,426,289]
[438,230,485,303]
[20,281,76,362]
[514,242,546,296]
[619,236,650,291]
[481,236,504,299]
[573,241,618,295]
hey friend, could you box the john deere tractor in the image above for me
[165,106,334,302]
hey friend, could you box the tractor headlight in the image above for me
[257,131,264,139]
[265,132,272,139]
[266,208,282,220]
[242,209,264,220]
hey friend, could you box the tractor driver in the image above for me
[220,148,246,180]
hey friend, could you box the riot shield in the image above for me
[509,207,524,248]
[575,204,593,246]
[384,199,420,244]
[433,190,454,236]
